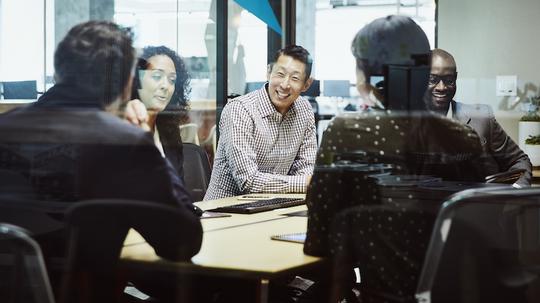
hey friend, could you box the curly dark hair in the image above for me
[132,46,191,112]
[131,46,192,178]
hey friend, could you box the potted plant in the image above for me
[524,135,540,166]
[518,96,540,150]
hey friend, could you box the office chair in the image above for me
[182,143,211,202]
[2,80,38,99]
[0,223,55,303]
[329,203,437,303]
[416,187,540,303]
[59,199,203,303]
[199,124,216,154]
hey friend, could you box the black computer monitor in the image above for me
[323,80,350,97]
[384,65,430,111]
[301,79,320,98]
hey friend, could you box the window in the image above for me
[0,0,53,95]
[296,0,436,96]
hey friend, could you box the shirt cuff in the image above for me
[288,175,309,193]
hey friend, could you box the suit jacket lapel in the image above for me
[453,101,471,124]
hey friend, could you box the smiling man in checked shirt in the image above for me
[204,45,317,200]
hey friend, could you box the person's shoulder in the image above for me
[93,111,153,142]
[223,91,259,115]
[455,101,493,116]
[293,96,313,113]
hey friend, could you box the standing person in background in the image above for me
[204,45,317,200]
[424,48,532,187]
[131,45,191,179]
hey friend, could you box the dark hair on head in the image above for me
[272,45,313,80]
[54,21,135,106]
[132,46,191,166]
[132,45,191,112]
[351,15,430,76]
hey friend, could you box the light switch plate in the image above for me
[496,75,517,96]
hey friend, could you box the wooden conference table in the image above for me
[120,194,324,302]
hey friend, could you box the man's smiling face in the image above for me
[425,55,457,112]
[267,54,312,115]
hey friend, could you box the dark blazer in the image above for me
[0,104,192,206]
[0,85,201,260]
[162,137,184,179]
[453,101,532,186]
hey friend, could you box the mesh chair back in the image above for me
[0,223,55,303]
[182,143,211,202]
[330,203,437,303]
[416,187,540,303]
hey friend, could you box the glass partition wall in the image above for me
[0,0,288,160]
[0,0,440,155]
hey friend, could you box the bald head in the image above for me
[431,48,457,73]
[425,48,458,114]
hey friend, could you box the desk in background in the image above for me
[121,194,323,303]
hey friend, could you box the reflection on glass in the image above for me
[115,0,217,161]
[227,0,268,96]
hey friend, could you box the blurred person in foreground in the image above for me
[0,20,202,299]
[303,15,488,303]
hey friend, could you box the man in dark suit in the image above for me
[424,48,532,187]
[0,21,202,297]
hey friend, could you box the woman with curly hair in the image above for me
[131,45,191,179]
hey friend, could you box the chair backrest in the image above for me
[0,223,55,303]
[329,203,438,303]
[182,143,211,202]
[416,187,540,303]
[2,81,37,99]
[60,199,202,303]
[179,123,200,145]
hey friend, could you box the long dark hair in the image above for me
[132,46,191,177]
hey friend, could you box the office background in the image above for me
[1,0,539,146]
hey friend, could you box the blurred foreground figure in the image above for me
[304,15,495,303]
[0,20,202,299]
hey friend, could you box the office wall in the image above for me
[55,0,113,47]
[438,0,540,140]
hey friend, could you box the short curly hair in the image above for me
[351,15,430,76]
[54,21,135,106]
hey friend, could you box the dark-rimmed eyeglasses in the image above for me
[429,74,457,86]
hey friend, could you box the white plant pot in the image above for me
[518,121,540,150]
[525,144,540,167]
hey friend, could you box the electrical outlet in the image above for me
[496,75,517,97]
